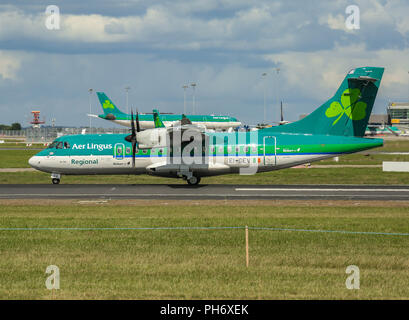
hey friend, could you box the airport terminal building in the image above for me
[387,102,409,129]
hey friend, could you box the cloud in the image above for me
[0,2,359,54]
[0,51,22,80]
[264,43,409,117]
[0,0,408,127]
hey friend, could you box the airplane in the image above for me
[29,66,384,185]
[92,92,242,130]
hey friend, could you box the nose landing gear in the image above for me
[51,173,61,185]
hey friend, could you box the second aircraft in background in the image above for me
[90,92,242,131]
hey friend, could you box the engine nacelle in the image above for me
[136,128,167,149]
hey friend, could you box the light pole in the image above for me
[191,83,196,114]
[125,86,131,116]
[182,85,188,114]
[275,68,280,123]
[262,72,267,123]
[88,88,93,133]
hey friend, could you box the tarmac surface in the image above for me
[1,184,409,200]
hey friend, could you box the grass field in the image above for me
[0,200,408,299]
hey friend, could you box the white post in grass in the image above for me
[245,225,249,268]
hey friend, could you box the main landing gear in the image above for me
[51,173,61,185]
[177,170,201,185]
[187,176,201,186]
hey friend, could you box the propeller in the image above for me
[180,114,192,125]
[125,109,140,167]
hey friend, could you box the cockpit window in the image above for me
[47,141,58,149]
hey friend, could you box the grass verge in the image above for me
[0,200,408,299]
[2,167,409,185]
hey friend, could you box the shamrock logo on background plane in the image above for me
[102,100,115,110]
[325,88,367,125]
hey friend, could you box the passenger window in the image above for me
[218,146,223,153]
[235,146,240,152]
[228,146,232,153]
[64,142,70,149]
[56,142,63,149]
[143,150,148,154]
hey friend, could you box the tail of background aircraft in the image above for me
[153,109,165,128]
[96,92,127,117]
[269,67,384,137]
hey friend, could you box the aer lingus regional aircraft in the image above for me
[29,67,384,185]
[93,92,242,130]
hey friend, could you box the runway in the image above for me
[2,184,409,200]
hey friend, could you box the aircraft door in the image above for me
[263,136,276,166]
[114,143,125,160]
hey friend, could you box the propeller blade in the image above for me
[125,109,137,168]
[132,141,136,167]
[181,115,192,125]
[136,111,141,132]
[131,110,136,135]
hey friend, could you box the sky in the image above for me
[0,0,409,128]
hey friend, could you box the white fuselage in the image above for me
[111,119,242,130]
[29,152,334,178]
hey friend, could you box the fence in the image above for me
[0,127,130,143]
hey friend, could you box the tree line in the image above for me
[0,123,22,130]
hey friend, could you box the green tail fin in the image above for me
[153,109,165,128]
[269,67,384,137]
[96,92,126,116]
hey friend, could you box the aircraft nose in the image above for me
[28,156,40,169]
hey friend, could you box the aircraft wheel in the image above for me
[52,178,60,185]
[187,176,201,185]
